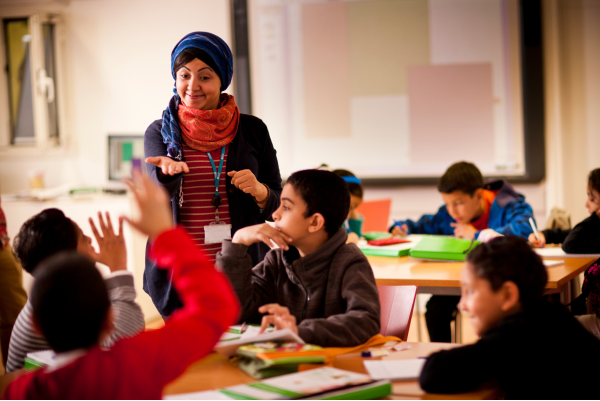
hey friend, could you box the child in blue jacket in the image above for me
[389,161,535,342]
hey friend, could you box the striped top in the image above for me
[180,144,231,261]
[6,272,144,373]
[0,207,8,249]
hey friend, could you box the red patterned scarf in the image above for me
[178,93,239,152]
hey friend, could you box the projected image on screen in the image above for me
[248,0,524,179]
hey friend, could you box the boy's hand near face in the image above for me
[232,223,292,250]
[451,222,478,240]
[89,211,127,272]
[258,303,298,335]
[123,170,174,239]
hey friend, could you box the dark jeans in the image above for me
[425,295,461,342]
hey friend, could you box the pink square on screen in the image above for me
[407,64,495,166]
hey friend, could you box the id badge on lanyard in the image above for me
[203,146,232,244]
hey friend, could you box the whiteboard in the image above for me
[248,0,526,179]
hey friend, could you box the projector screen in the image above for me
[248,0,530,180]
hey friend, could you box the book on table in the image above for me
[215,326,304,357]
[409,235,481,261]
[236,341,326,379]
[165,366,391,400]
[358,234,423,257]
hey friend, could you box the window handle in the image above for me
[37,69,55,103]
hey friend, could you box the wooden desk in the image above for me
[368,255,597,303]
[162,342,499,400]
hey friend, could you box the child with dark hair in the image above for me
[419,236,600,399]
[217,169,380,347]
[5,209,144,373]
[1,172,239,399]
[530,167,600,253]
[332,169,364,245]
[389,161,535,342]
[529,168,600,338]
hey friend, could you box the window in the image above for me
[0,13,66,152]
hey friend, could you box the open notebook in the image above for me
[535,247,600,259]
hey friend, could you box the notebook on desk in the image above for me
[535,247,600,259]
[359,235,424,257]
[409,236,481,261]
[165,367,391,400]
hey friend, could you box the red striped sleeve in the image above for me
[180,144,231,261]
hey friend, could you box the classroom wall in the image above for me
[0,0,598,225]
[0,0,232,194]
[361,0,600,228]
[543,0,600,225]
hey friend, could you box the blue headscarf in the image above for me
[160,32,234,161]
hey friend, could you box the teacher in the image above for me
[144,31,282,317]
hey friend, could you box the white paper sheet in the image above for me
[363,359,426,381]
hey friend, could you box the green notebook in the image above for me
[360,247,411,257]
[219,366,391,400]
[362,232,392,241]
[409,236,481,261]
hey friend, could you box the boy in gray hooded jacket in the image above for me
[217,169,380,347]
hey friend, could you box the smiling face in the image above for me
[458,262,516,336]
[585,185,600,216]
[175,58,221,110]
[440,189,484,224]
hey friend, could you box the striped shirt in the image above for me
[6,272,144,373]
[180,144,231,261]
[0,207,8,249]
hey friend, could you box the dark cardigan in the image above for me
[420,300,600,399]
[542,212,600,253]
[143,114,283,317]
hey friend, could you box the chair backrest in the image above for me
[377,285,418,341]
[355,199,392,232]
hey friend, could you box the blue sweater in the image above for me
[389,180,535,239]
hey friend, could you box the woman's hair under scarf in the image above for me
[160,32,234,163]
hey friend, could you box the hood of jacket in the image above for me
[485,179,524,208]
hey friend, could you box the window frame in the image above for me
[0,10,70,157]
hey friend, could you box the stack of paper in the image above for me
[215,328,304,357]
[363,358,426,381]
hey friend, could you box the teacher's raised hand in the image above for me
[145,156,190,176]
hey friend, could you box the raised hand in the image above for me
[232,223,292,250]
[227,170,268,202]
[123,170,174,239]
[89,211,127,272]
[145,156,189,176]
[258,303,298,335]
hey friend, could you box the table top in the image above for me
[162,342,499,400]
[368,255,597,290]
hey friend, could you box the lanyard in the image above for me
[207,146,226,208]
